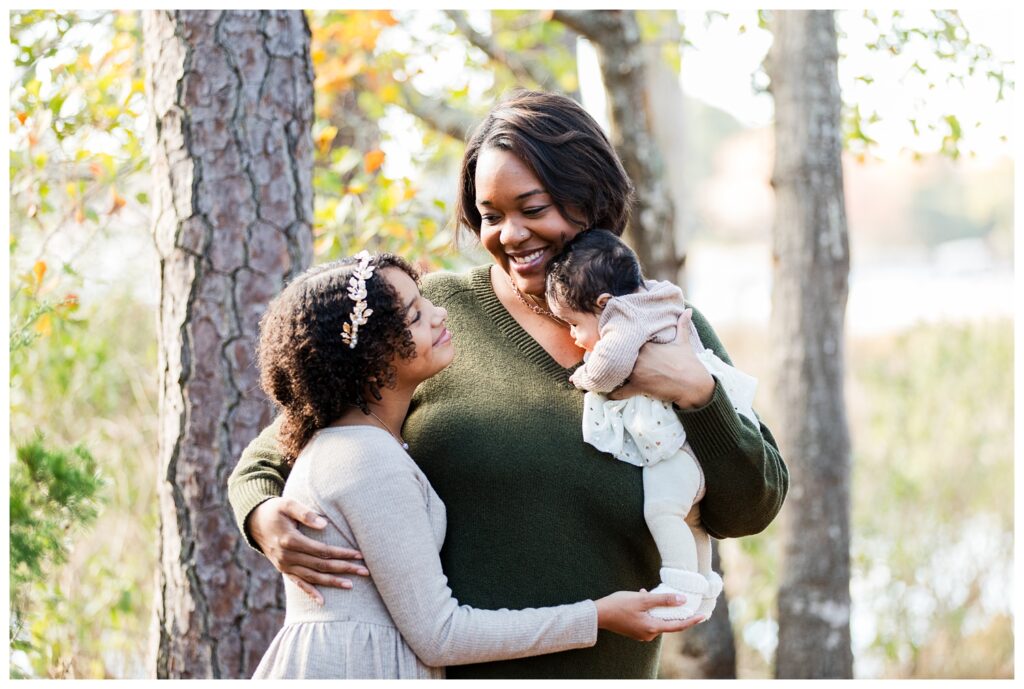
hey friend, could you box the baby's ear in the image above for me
[596,292,613,309]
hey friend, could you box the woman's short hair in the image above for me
[257,253,419,464]
[545,229,644,314]
[454,90,635,238]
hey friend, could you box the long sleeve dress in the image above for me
[252,426,596,679]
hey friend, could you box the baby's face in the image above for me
[547,296,602,352]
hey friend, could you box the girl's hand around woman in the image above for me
[607,309,715,410]
[248,497,370,605]
[595,591,703,641]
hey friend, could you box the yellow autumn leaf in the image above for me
[346,181,368,195]
[34,313,53,337]
[316,126,338,155]
[379,83,400,104]
[381,221,406,238]
[364,149,386,174]
[33,260,47,285]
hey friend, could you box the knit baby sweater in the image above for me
[228,265,789,679]
[569,279,686,393]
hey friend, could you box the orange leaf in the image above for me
[75,205,86,224]
[89,161,104,178]
[16,112,28,125]
[109,189,127,214]
[34,313,53,337]
[364,149,385,174]
[32,260,47,285]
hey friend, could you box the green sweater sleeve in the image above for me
[676,304,789,540]
[227,415,290,550]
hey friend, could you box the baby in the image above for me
[545,229,759,621]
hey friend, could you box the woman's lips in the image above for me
[507,247,547,274]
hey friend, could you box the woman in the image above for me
[250,252,692,678]
[229,91,788,679]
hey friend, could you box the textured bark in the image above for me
[766,10,853,679]
[144,10,314,678]
[552,10,681,283]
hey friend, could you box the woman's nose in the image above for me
[499,217,530,245]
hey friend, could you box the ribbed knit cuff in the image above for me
[675,377,746,461]
[229,477,283,552]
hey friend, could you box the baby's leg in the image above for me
[644,451,708,619]
[643,452,702,572]
[680,451,724,620]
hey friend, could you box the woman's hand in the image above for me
[607,310,715,410]
[595,590,703,641]
[248,497,370,605]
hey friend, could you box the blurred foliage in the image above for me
[720,319,1013,678]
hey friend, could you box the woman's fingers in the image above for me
[285,564,356,590]
[277,497,329,530]
[642,593,686,610]
[280,547,369,577]
[287,574,326,606]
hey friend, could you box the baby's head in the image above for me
[545,228,644,351]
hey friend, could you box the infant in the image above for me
[545,229,759,621]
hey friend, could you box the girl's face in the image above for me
[474,148,585,297]
[381,267,454,386]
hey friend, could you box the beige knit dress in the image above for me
[252,426,598,679]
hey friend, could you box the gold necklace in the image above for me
[360,407,409,450]
[506,273,570,329]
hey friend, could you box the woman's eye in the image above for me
[481,214,500,225]
[523,205,548,216]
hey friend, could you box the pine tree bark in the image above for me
[144,10,314,678]
[766,10,853,679]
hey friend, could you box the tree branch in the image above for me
[549,9,621,42]
[393,80,477,142]
[444,10,558,90]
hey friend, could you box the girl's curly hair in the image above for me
[257,253,419,465]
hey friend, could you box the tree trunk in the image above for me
[766,10,853,679]
[553,10,681,283]
[144,10,314,678]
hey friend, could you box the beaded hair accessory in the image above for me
[341,250,376,349]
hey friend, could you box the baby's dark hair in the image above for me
[257,253,419,465]
[545,229,644,314]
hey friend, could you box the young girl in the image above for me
[545,230,760,622]
[250,250,692,679]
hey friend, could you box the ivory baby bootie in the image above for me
[693,571,724,621]
[647,568,708,620]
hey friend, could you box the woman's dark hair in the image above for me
[454,90,635,238]
[545,229,644,314]
[257,253,419,465]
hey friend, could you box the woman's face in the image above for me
[474,148,585,297]
[381,267,454,386]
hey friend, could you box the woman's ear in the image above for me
[596,292,613,309]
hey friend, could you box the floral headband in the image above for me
[341,250,376,349]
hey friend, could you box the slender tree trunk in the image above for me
[553,10,681,283]
[766,10,853,679]
[144,10,314,678]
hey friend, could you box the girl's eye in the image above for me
[410,311,421,325]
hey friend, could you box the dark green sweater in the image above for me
[228,266,788,679]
